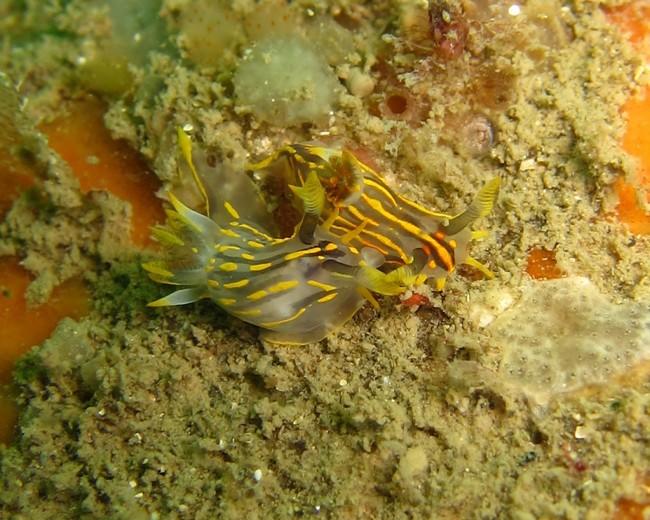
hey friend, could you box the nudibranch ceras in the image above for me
[247,142,500,295]
[143,130,391,345]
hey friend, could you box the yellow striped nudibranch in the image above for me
[144,131,499,344]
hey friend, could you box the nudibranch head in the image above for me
[248,143,500,295]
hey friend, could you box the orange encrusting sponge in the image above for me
[0,256,89,444]
[1,98,166,444]
[606,3,650,45]
[0,153,36,219]
[40,97,165,247]
[607,2,650,234]
[615,87,650,234]
[616,496,650,520]
[606,5,650,519]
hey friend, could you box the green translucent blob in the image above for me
[234,36,341,127]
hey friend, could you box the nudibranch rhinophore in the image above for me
[144,130,499,344]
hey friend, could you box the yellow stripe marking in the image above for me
[247,289,269,301]
[347,205,378,226]
[223,279,250,289]
[341,221,367,244]
[224,201,240,219]
[268,280,299,293]
[332,219,350,235]
[232,308,262,317]
[284,247,321,261]
[317,293,337,303]
[216,244,240,252]
[361,194,429,242]
[261,307,306,328]
[336,214,408,261]
[248,240,264,249]
[399,194,450,218]
[241,253,255,260]
[208,279,220,288]
[333,215,354,229]
[358,228,408,262]
[250,262,272,272]
[217,298,236,306]
[220,228,240,238]
[361,193,454,269]
[363,178,399,206]
[330,224,391,255]
[233,222,274,241]
[307,280,337,291]
[219,262,238,272]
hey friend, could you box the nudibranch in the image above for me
[144,130,499,344]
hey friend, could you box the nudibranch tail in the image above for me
[148,286,208,307]
[463,256,495,279]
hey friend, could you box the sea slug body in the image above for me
[144,130,499,344]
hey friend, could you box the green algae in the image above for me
[1,1,650,519]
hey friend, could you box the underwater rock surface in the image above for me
[1,0,650,519]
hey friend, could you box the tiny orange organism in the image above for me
[525,247,564,280]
